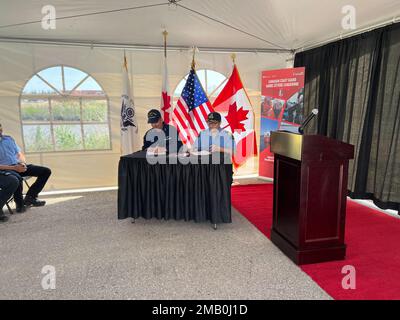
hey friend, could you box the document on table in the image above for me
[190,150,211,156]
[146,151,166,156]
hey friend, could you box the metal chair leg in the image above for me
[131,218,135,224]
[213,224,217,230]
[5,201,13,215]
[23,178,31,189]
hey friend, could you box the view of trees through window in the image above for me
[20,66,111,152]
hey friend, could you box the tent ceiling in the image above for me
[0,0,400,52]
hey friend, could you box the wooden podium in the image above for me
[270,131,354,265]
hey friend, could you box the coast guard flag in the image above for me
[120,54,138,155]
[161,55,172,124]
[172,67,214,146]
[213,64,257,167]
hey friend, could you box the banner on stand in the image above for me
[259,67,305,178]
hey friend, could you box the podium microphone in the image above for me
[298,108,318,134]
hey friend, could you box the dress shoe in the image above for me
[0,209,9,222]
[24,196,46,207]
[15,204,27,213]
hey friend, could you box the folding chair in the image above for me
[4,176,32,214]
[23,176,32,189]
[5,196,13,215]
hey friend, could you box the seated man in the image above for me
[0,124,51,212]
[193,112,235,155]
[0,170,20,222]
[142,109,183,154]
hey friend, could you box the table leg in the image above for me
[213,224,217,230]
[131,218,135,224]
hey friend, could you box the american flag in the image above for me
[172,68,214,146]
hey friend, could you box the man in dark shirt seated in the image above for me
[142,109,183,154]
[0,169,19,222]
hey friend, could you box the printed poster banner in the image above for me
[259,67,305,178]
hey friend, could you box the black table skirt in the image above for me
[118,151,233,224]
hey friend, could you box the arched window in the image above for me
[173,69,227,101]
[20,66,111,152]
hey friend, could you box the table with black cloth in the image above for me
[118,150,233,225]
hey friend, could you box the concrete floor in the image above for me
[0,191,331,300]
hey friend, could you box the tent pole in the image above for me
[0,36,293,54]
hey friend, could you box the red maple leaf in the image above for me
[161,92,171,123]
[224,102,248,133]
[161,92,171,112]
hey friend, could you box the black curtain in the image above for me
[294,23,400,213]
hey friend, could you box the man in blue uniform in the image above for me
[0,124,51,213]
[193,112,235,155]
[142,109,183,154]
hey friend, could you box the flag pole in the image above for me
[161,30,172,124]
[231,52,236,65]
[123,49,128,71]
[191,46,196,70]
[162,30,168,58]
[191,46,211,103]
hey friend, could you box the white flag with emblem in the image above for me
[120,53,138,155]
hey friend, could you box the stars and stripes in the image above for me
[172,68,214,146]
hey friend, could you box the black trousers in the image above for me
[8,165,51,206]
[0,173,20,209]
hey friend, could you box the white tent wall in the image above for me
[0,42,289,191]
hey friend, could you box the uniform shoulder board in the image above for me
[163,123,171,131]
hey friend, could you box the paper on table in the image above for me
[191,150,211,156]
[146,151,167,156]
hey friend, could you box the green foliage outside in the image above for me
[22,99,110,152]
[82,100,108,122]
[54,125,83,151]
[22,99,107,122]
[52,100,81,121]
[85,130,110,150]
[24,126,53,152]
[21,100,50,121]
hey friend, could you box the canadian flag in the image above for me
[161,55,172,124]
[213,64,258,168]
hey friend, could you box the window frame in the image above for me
[19,65,112,154]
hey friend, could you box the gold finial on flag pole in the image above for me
[162,30,168,58]
[191,46,196,69]
[231,53,236,64]
[123,49,128,70]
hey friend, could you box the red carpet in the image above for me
[231,183,400,300]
